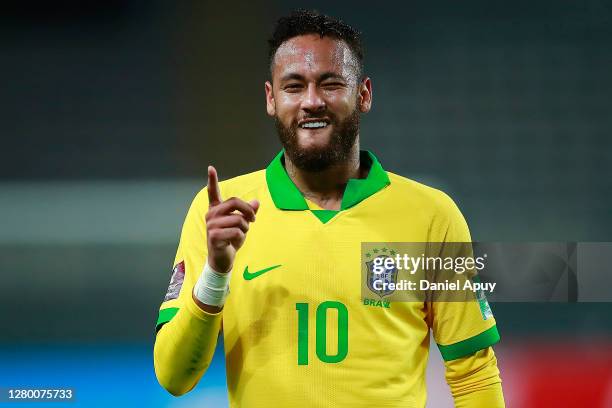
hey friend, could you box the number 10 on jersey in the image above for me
[295,301,348,365]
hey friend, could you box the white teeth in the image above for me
[301,121,327,129]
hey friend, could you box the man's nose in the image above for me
[301,83,325,112]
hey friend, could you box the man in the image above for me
[154,10,505,407]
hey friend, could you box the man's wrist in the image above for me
[193,262,231,308]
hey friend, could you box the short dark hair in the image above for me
[268,9,364,79]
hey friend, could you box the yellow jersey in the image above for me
[155,150,501,407]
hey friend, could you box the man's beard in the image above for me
[275,107,360,172]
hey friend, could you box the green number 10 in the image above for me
[295,301,348,365]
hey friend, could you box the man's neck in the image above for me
[284,143,366,211]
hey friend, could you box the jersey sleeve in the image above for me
[427,193,500,361]
[154,186,226,396]
[156,187,210,331]
[446,347,505,407]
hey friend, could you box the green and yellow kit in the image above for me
[154,151,504,407]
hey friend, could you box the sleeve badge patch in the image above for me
[164,261,185,301]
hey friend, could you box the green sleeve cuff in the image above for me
[437,325,500,361]
[156,307,179,333]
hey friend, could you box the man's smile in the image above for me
[298,118,331,129]
[299,121,328,129]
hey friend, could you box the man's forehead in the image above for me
[273,34,358,79]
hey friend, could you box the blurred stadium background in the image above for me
[1,1,611,407]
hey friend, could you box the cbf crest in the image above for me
[365,249,398,298]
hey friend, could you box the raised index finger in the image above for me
[207,165,222,206]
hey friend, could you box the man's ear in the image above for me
[358,77,372,113]
[265,81,276,116]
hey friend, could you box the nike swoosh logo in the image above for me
[243,264,282,280]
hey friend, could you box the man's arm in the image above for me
[427,191,505,406]
[445,346,505,408]
[154,166,258,396]
[154,295,223,396]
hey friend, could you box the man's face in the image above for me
[265,34,372,171]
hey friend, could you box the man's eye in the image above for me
[323,82,344,89]
[284,84,302,91]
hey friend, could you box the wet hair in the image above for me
[268,9,364,79]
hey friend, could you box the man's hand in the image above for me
[205,165,259,273]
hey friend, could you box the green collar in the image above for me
[265,150,390,211]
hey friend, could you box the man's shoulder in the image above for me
[218,169,267,194]
[386,171,460,212]
[385,171,470,239]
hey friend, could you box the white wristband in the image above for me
[193,262,231,307]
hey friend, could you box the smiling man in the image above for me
[154,10,505,408]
